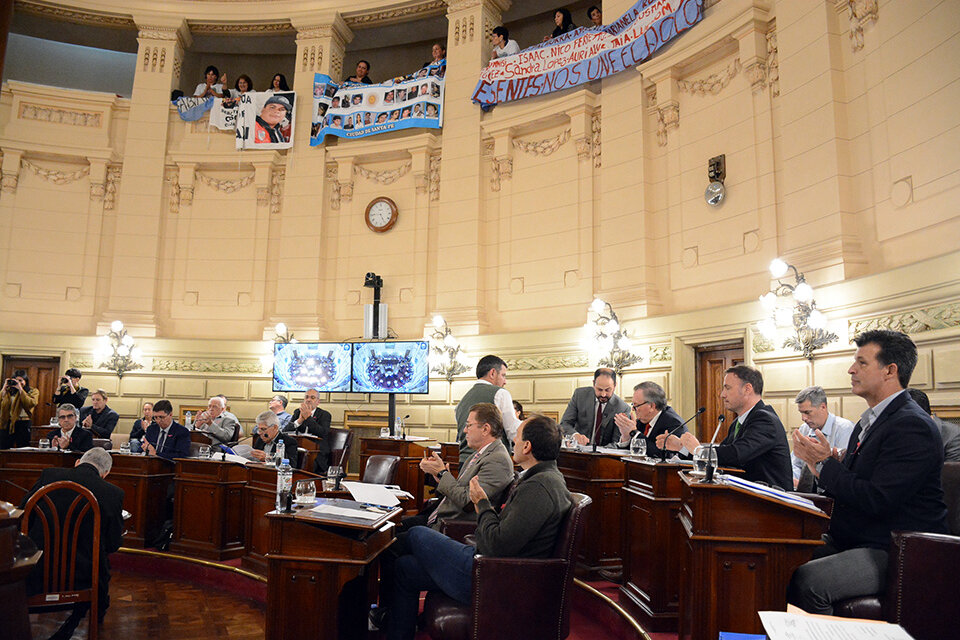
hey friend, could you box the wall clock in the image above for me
[365,196,398,233]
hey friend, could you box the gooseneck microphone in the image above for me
[708,414,726,444]
[660,407,706,461]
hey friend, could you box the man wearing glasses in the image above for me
[251,411,300,467]
[142,400,190,460]
[48,404,93,452]
[613,381,688,457]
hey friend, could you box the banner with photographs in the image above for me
[472,0,702,106]
[310,61,446,144]
[235,91,296,150]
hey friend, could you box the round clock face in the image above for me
[704,181,725,206]
[365,197,398,232]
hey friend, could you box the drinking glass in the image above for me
[199,445,211,459]
[38,438,50,450]
[49,417,58,427]
[693,444,719,480]
[322,478,338,492]
[629,433,647,458]
[562,434,577,449]
[119,441,131,455]
[379,426,391,439]
[295,480,317,504]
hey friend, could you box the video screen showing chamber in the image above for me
[351,341,430,394]
[272,342,352,392]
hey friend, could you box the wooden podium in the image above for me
[265,500,401,640]
[171,458,248,560]
[678,473,829,640]
[557,448,625,577]
[108,454,175,547]
[0,450,79,505]
[359,437,435,514]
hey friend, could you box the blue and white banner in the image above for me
[175,96,214,121]
[235,91,296,150]
[472,0,703,106]
[310,61,446,144]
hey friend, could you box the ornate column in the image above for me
[270,13,353,339]
[433,0,510,335]
[103,17,191,335]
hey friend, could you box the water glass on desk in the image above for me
[295,479,316,505]
[199,445,211,459]
[629,432,647,458]
[38,438,50,450]
[323,465,342,491]
[380,426,391,439]
[119,441,130,455]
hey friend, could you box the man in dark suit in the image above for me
[614,381,689,457]
[250,410,300,468]
[79,389,120,438]
[560,368,631,446]
[657,365,792,490]
[142,399,191,460]
[285,388,331,470]
[22,447,124,639]
[788,330,948,614]
[48,403,94,452]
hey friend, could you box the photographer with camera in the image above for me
[52,368,88,408]
[1,369,40,449]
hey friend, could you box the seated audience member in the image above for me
[490,26,520,59]
[250,411,299,467]
[587,5,603,27]
[657,365,793,490]
[788,330,948,614]
[287,388,332,470]
[80,389,120,438]
[1,369,39,449]
[346,60,373,84]
[48,404,93,452]
[906,387,960,462]
[269,394,293,430]
[513,399,525,421]
[417,403,514,530]
[265,73,290,94]
[790,386,855,491]
[52,367,88,408]
[559,367,631,446]
[384,414,572,640]
[22,447,124,639]
[129,401,153,452]
[613,381,688,457]
[254,95,292,144]
[143,400,191,460]
[423,42,446,68]
[193,65,226,98]
[546,8,577,41]
[194,395,241,445]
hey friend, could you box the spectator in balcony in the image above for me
[228,74,254,99]
[265,73,290,95]
[490,26,520,60]
[545,8,577,41]
[587,5,603,27]
[194,65,226,98]
[424,42,446,68]
[346,60,373,85]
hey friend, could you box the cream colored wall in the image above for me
[1,0,960,443]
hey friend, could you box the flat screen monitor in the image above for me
[272,342,352,392]
[351,341,430,394]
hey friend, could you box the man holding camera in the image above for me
[52,368,89,408]
[1,370,40,449]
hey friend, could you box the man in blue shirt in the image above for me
[269,394,293,430]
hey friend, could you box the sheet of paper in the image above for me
[341,481,401,507]
[759,611,915,640]
[309,503,384,521]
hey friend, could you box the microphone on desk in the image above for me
[708,414,726,444]
[660,407,706,461]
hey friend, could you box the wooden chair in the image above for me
[91,439,112,450]
[361,455,400,484]
[20,480,102,640]
[328,428,353,472]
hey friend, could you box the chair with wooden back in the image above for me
[361,455,400,485]
[20,480,102,640]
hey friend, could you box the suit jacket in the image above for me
[628,406,687,458]
[287,408,332,473]
[144,421,191,460]
[432,439,514,528]
[22,462,124,597]
[202,411,241,445]
[819,392,948,550]
[46,426,94,452]
[80,405,120,438]
[934,415,960,462]
[252,432,300,468]
[715,400,793,491]
[559,387,630,444]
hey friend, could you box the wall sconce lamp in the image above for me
[582,298,643,376]
[95,320,143,379]
[429,315,469,382]
[273,322,297,344]
[756,259,838,359]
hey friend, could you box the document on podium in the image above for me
[759,611,914,640]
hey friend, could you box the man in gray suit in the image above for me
[418,402,514,528]
[560,368,631,446]
[194,395,241,445]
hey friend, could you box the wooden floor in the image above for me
[29,571,266,640]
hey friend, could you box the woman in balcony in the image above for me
[265,73,290,95]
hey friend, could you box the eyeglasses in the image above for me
[631,401,650,410]
[57,414,75,421]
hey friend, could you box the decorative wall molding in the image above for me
[270,167,285,215]
[165,168,180,214]
[331,180,354,209]
[848,301,960,338]
[103,164,121,210]
[344,1,445,28]
[193,22,294,35]
[137,27,181,42]
[502,354,589,371]
[677,58,741,96]
[490,155,512,192]
[68,356,95,369]
[752,333,775,353]
[18,103,103,128]
[842,0,878,52]
[301,44,324,72]
[355,161,411,185]
[151,358,263,374]
[14,1,134,29]
[428,154,441,201]
[656,101,679,147]
[766,28,780,98]
[648,344,672,362]
[196,171,255,193]
[22,159,90,185]
[513,129,571,157]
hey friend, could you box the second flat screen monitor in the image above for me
[352,341,430,394]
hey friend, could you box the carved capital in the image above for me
[656,101,679,147]
[429,154,441,201]
[843,0,878,52]
[490,155,512,192]
[743,59,767,94]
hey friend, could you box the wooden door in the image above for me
[1,356,60,426]
[694,344,743,442]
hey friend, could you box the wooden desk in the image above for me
[108,454,175,547]
[265,501,400,640]
[0,501,37,640]
[678,473,829,640]
[359,437,435,515]
[295,434,324,474]
[0,450,82,506]
[171,458,248,560]
[438,441,460,476]
[557,448,625,578]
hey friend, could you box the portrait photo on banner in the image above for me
[236,91,296,150]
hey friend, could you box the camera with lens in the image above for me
[6,379,18,394]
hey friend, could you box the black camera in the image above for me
[60,377,69,384]
[6,379,17,394]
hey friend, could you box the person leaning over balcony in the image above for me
[265,73,290,94]
[1,369,40,449]
[546,7,577,41]
[423,42,446,68]
[490,26,520,59]
[587,5,603,27]
[346,60,373,84]
[193,65,226,98]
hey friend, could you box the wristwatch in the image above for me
[436,469,447,480]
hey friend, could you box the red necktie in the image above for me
[593,401,605,443]
[642,422,651,437]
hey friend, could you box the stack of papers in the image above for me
[760,611,914,639]
[722,476,819,511]
[309,503,384,521]
[341,481,410,507]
